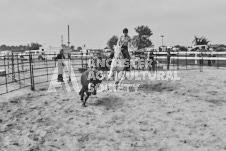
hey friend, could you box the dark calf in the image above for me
[79,69,103,107]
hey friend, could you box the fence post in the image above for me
[68,53,71,82]
[11,52,15,81]
[7,54,10,77]
[32,65,35,90]
[29,52,35,91]
[4,57,8,93]
[177,50,179,70]
[155,51,158,73]
[167,50,170,70]
[81,55,84,69]
[186,50,187,70]
[172,54,174,71]
[55,54,57,67]
[45,53,49,81]
[195,53,197,65]
[86,51,88,69]
[11,52,13,81]
[207,52,212,66]
[17,54,21,88]
[217,52,219,69]
[200,50,203,72]
[202,50,204,71]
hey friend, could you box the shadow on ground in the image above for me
[92,95,124,110]
[138,82,176,93]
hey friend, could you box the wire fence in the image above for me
[0,52,90,95]
[130,50,226,73]
[0,50,225,96]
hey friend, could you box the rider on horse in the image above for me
[109,28,131,71]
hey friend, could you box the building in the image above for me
[159,46,176,52]
[208,44,226,52]
[89,49,104,57]
[159,46,168,52]
[189,44,226,52]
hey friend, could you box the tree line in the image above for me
[0,28,211,53]
[0,43,78,52]
[0,43,42,52]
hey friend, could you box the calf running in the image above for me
[79,68,103,107]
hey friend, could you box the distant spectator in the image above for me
[55,49,65,82]
[199,48,204,66]
[208,49,212,66]
[149,51,156,72]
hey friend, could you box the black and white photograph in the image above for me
[0,0,226,150]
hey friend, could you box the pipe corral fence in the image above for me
[0,51,226,95]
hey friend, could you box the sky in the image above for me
[0,0,226,49]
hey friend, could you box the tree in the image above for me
[29,43,42,50]
[132,25,153,50]
[0,43,41,52]
[77,46,82,51]
[0,45,7,50]
[70,45,75,51]
[174,45,188,51]
[107,35,118,50]
[192,36,210,45]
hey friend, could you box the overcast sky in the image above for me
[0,0,226,49]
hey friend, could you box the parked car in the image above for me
[19,50,46,60]
[0,51,11,59]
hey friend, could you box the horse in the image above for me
[107,44,126,89]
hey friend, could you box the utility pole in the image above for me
[160,35,164,47]
[67,25,70,47]
[61,35,63,47]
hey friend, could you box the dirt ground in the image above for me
[0,68,226,151]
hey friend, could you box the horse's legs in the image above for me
[114,71,120,84]
[106,70,113,90]
[107,70,113,81]
[83,92,91,107]
[107,59,115,81]
[79,88,84,102]
[106,60,115,90]
[113,71,126,89]
[117,71,126,86]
